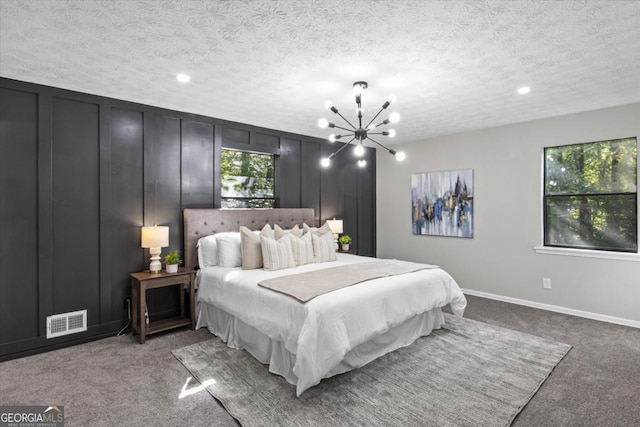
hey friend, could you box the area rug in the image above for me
[172,314,571,427]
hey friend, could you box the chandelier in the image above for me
[318,81,405,168]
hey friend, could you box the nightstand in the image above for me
[338,249,358,255]
[130,268,196,344]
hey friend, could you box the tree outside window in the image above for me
[221,149,275,208]
[544,137,637,253]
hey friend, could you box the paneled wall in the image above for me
[0,78,376,360]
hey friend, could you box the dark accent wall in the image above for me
[0,77,376,360]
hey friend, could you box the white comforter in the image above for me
[196,253,467,395]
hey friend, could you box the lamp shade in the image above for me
[141,226,169,248]
[326,219,343,234]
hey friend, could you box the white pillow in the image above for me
[216,232,242,268]
[260,235,296,271]
[312,232,337,263]
[197,234,218,268]
[286,232,314,266]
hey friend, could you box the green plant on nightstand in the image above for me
[338,235,352,251]
[163,250,182,273]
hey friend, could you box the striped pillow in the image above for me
[312,232,337,263]
[274,224,303,240]
[260,235,296,271]
[286,232,314,266]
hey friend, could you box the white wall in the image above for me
[376,103,640,324]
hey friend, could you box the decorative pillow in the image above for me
[316,222,333,236]
[312,232,337,263]
[261,235,296,271]
[274,224,302,240]
[240,224,273,270]
[215,232,242,268]
[286,232,314,266]
[302,223,317,234]
[262,224,275,239]
[196,234,218,268]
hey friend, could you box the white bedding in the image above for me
[196,253,467,395]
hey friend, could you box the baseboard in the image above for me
[0,321,125,362]
[461,288,640,329]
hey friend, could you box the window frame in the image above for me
[534,136,639,262]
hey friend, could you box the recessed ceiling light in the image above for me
[176,73,190,83]
[517,86,531,95]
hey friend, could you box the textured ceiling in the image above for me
[1,0,640,145]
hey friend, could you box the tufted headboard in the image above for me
[183,208,316,270]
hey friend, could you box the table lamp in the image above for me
[141,225,169,273]
[326,218,343,250]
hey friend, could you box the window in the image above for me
[543,137,637,253]
[220,149,275,208]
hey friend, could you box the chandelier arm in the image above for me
[364,107,386,129]
[333,125,355,133]
[329,137,357,157]
[366,136,393,152]
[332,133,353,140]
[369,119,389,129]
[334,111,357,130]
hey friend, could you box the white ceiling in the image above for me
[1,0,640,146]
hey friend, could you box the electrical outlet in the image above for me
[542,278,552,289]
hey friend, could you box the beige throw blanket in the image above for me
[258,259,439,303]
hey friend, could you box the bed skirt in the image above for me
[195,300,445,393]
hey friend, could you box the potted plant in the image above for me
[163,250,182,273]
[338,235,352,251]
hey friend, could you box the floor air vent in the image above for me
[47,310,87,339]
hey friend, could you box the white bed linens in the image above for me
[196,253,467,395]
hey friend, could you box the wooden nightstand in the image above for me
[338,249,358,255]
[130,268,196,344]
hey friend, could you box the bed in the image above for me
[184,208,467,396]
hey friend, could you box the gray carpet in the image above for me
[172,314,571,427]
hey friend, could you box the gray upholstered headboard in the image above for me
[183,208,316,270]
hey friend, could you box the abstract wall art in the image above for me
[411,169,474,238]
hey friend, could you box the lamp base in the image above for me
[149,248,162,273]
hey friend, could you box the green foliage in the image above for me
[163,250,182,265]
[338,235,352,245]
[221,149,274,198]
[544,137,637,252]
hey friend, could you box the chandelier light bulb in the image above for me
[328,134,336,142]
[389,112,400,123]
[320,157,331,167]
[357,160,367,168]
[324,100,333,109]
[395,151,406,161]
[318,118,329,128]
[354,145,365,157]
[388,129,396,137]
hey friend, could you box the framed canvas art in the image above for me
[411,169,474,238]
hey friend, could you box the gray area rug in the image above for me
[172,314,571,427]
